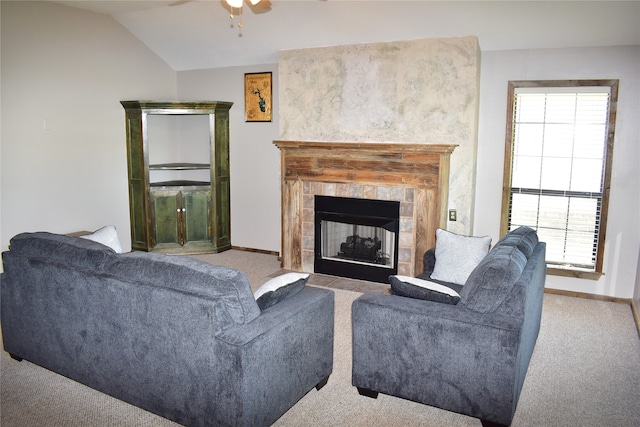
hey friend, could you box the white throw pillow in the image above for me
[430,228,491,285]
[80,225,123,253]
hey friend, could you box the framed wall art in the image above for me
[244,72,272,122]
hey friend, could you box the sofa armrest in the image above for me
[214,286,335,426]
[217,286,334,345]
[353,292,521,334]
[352,293,522,425]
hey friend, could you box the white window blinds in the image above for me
[509,87,611,271]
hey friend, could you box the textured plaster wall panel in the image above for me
[279,36,480,234]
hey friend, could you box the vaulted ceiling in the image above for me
[53,1,640,71]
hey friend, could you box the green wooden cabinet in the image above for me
[121,101,233,254]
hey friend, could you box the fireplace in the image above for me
[315,196,399,283]
[273,140,455,279]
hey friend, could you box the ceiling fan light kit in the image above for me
[227,0,243,8]
[226,0,262,35]
[227,0,261,8]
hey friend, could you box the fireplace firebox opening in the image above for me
[314,195,400,283]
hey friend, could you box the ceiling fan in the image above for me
[169,0,272,35]
[170,0,272,13]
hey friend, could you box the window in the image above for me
[501,80,618,279]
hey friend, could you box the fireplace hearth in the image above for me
[315,196,399,283]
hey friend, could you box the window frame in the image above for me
[500,79,619,280]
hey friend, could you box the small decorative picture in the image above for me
[244,72,272,122]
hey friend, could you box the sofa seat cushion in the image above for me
[430,229,492,285]
[102,252,261,329]
[254,272,309,310]
[459,245,527,313]
[389,275,461,305]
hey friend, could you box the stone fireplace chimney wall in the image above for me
[278,36,481,235]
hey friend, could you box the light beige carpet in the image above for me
[2,250,639,426]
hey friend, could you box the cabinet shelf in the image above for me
[149,163,210,171]
[150,180,211,188]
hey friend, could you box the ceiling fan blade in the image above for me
[169,0,191,6]
[248,0,272,14]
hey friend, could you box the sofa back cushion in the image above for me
[5,233,261,331]
[494,226,538,258]
[102,252,261,327]
[459,244,528,313]
[7,232,115,270]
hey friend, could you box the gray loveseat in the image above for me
[1,232,334,427]
[352,227,546,427]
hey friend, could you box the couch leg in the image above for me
[356,387,378,399]
[480,419,509,427]
[315,375,329,390]
[9,353,23,362]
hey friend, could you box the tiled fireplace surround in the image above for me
[274,141,456,278]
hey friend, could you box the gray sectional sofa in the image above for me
[352,227,546,427]
[1,232,335,427]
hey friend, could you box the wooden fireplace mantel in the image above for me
[273,140,456,186]
[273,140,456,276]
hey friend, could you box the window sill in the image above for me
[547,267,603,281]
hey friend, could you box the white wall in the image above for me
[176,66,281,253]
[0,1,177,253]
[476,46,640,298]
[634,248,640,322]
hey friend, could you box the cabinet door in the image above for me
[151,190,181,247]
[182,189,211,245]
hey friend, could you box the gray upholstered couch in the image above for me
[352,227,546,427]
[1,232,334,427]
